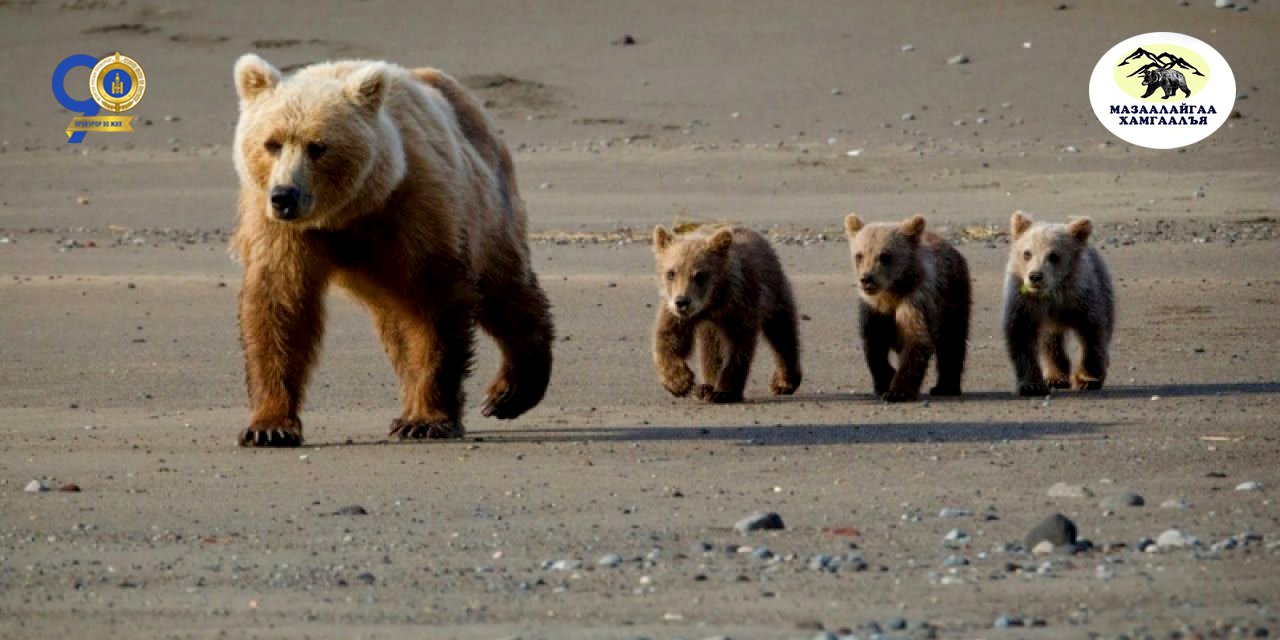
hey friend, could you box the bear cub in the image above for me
[652,225,802,403]
[844,214,971,402]
[1003,211,1114,396]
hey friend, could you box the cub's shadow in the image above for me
[479,419,1109,446]
[754,381,1280,404]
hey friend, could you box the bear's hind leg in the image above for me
[761,306,802,396]
[697,320,756,404]
[477,272,554,420]
[697,323,726,388]
[1040,330,1072,389]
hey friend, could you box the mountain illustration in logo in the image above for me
[1115,45,1208,102]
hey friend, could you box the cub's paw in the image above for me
[881,389,919,403]
[769,369,801,396]
[239,421,303,448]
[1045,376,1072,389]
[661,366,696,397]
[389,418,465,440]
[1016,381,1051,397]
[482,378,541,420]
[1072,374,1104,391]
[696,384,743,404]
[928,384,962,397]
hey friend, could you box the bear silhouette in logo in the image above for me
[1141,67,1190,99]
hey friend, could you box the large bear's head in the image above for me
[1007,211,1093,297]
[232,54,405,228]
[652,225,735,319]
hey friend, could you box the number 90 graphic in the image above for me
[52,54,101,144]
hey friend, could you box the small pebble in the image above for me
[939,507,971,518]
[597,553,622,568]
[1025,513,1078,548]
[1100,492,1145,509]
[1160,498,1191,510]
[1156,528,1200,549]
[1048,482,1094,498]
[332,505,368,516]
[24,480,50,493]
[1236,481,1262,492]
[734,511,785,533]
[943,529,970,548]
[947,54,970,65]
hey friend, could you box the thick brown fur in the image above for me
[844,214,971,402]
[651,226,802,403]
[1002,211,1114,396]
[231,55,553,447]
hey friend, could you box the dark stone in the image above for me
[1024,513,1078,548]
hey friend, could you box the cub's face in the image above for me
[232,54,390,227]
[843,214,925,299]
[652,226,733,319]
[1008,212,1092,296]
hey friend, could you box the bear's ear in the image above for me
[1011,210,1033,239]
[234,54,281,104]
[653,225,673,253]
[346,64,390,112]
[844,213,864,236]
[708,228,734,255]
[1067,217,1093,243]
[900,214,926,240]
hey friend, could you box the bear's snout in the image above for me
[673,295,692,312]
[859,273,880,293]
[270,185,302,220]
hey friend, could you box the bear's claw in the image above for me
[1017,381,1051,397]
[881,389,919,403]
[239,424,303,448]
[389,418,465,440]
[481,385,537,420]
[695,384,743,404]
[1045,376,1072,389]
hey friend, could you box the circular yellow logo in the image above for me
[89,52,145,113]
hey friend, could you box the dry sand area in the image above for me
[2,1,1280,638]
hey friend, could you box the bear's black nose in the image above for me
[1028,271,1044,284]
[674,296,691,311]
[270,186,301,219]
[859,274,874,286]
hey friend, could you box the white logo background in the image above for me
[1089,32,1235,150]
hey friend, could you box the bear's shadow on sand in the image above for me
[750,381,1280,404]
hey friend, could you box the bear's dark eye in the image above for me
[307,142,327,159]
[264,139,282,155]
[878,252,893,265]
[693,271,708,285]
[1047,252,1060,264]
[665,270,675,282]
[854,252,863,262]
[1023,250,1033,261]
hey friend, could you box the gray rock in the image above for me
[549,559,582,571]
[1214,0,1234,8]
[1048,482,1094,498]
[596,553,622,568]
[812,633,838,640]
[1235,481,1262,492]
[941,554,969,567]
[734,511,785,533]
[887,617,907,630]
[1156,528,1200,549]
[1100,492,1145,509]
[939,507,972,518]
[750,547,774,560]
[943,529,971,548]
[1025,513,1078,548]
[1160,498,1191,510]
[24,480,50,493]
[947,54,970,65]
[994,615,1024,628]
[354,571,376,585]
[332,505,368,516]
[901,112,915,121]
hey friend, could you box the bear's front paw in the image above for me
[928,384,962,397]
[1045,376,1071,389]
[881,388,919,403]
[389,418,465,440]
[239,420,303,448]
[695,384,743,404]
[769,369,801,396]
[1072,373,1104,391]
[661,366,695,397]
[1016,381,1050,397]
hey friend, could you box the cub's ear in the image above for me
[1067,217,1093,243]
[653,225,673,253]
[844,213,864,236]
[900,214,926,240]
[346,63,390,111]
[234,54,281,104]
[1011,210,1033,239]
[708,228,734,255]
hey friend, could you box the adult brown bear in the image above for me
[231,55,554,447]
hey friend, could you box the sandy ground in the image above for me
[2,1,1280,638]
